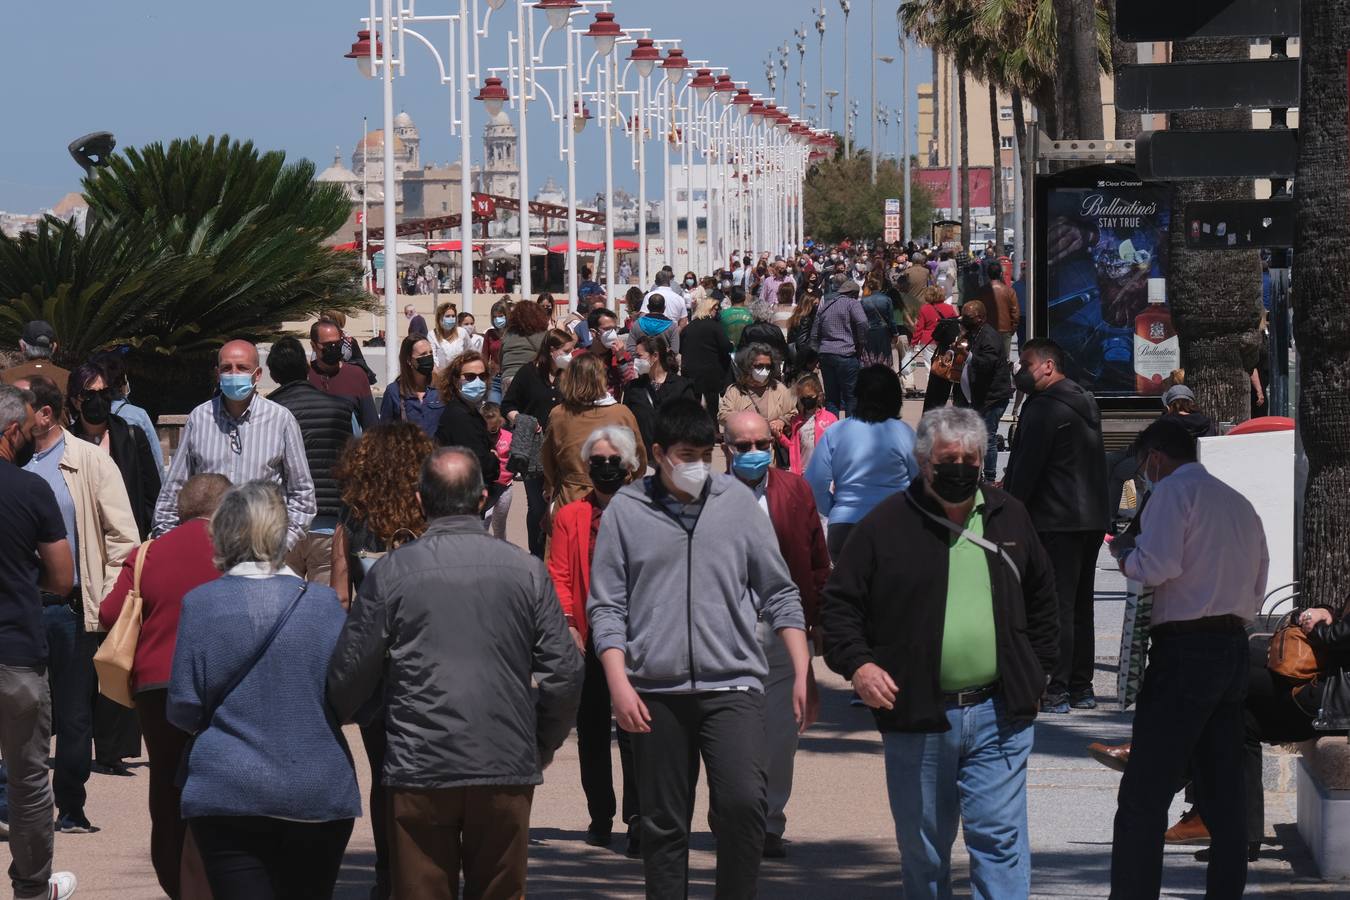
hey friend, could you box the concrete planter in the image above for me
[1298,756,1350,879]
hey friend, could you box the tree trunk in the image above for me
[1052,0,1105,139]
[1108,0,1141,140]
[958,68,971,246]
[1166,37,1262,426]
[1012,89,1031,271]
[988,81,1005,254]
[1294,0,1350,611]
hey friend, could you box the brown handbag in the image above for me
[1267,612,1325,683]
[94,539,153,708]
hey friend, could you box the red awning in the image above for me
[331,241,358,252]
[428,240,485,252]
[612,239,639,251]
[549,240,606,253]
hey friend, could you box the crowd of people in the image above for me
[0,237,1308,900]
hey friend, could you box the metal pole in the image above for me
[566,29,580,309]
[842,3,850,158]
[662,85,672,278]
[458,0,475,316]
[817,6,825,128]
[603,54,616,302]
[869,0,877,184]
[948,54,958,227]
[517,1,532,298]
[637,75,649,289]
[683,91,695,271]
[381,0,399,386]
[901,30,911,241]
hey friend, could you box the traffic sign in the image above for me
[884,198,900,215]
[1135,129,1297,180]
[1116,0,1300,41]
[1184,199,1294,249]
[1116,58,1300,113]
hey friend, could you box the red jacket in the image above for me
[764,469,831,628]
[99,518,221,692]
[548,494,604,646]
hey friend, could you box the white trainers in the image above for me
[48,871,78,900]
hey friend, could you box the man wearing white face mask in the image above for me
[585,307,637,401]
[588,398,811,898]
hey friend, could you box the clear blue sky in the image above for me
[0,0,929,213]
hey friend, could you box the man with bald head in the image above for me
[151,340,315,548]
[328,446,583,899]
[723,410,828,858]
[957,300,1013,481]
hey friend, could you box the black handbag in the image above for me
[1313,668,1350,732]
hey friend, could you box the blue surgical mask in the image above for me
[731,449,773,482]
[219,373,256,402]
[493,315,507,330]
[460,378,487,401]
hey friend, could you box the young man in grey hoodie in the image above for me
[588,399,811,898]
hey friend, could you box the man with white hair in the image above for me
[822,407,1058,899]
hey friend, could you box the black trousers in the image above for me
[1111,629,1249,900]
[524,475,548,560]
[577,645,638,831]
[923,375,956,411]
[1041,530,1103,701]
[190,815,354,900]
[826,523,855,564]
[633,691,767,900]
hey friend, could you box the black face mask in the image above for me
[589,459,628,495]
[81,392,111,426]
[1013,366,1038,396]
[9,429,35,469]
[414,356,435,378]
[960,316,979,332]
[319,345,343,367]
[930,462,981,504]
[799,396,819,411]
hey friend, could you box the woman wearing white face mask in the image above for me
[622,336,696,458]
[432,309,484,371]
[717,344,796,456]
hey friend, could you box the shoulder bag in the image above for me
[1267,612,1325,683]
[176,581,308,788]
[94,539,154,708]
[905,492,1021,583]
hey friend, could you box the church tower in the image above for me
[482,109,520,236]
[393,110,420,169]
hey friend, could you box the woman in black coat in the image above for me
[68,363,161,540]
[738,299,791,363]
[679,297,734,418]
[622,335,696,456]
[433,351,501,494]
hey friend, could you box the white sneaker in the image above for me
[48,871,78,900]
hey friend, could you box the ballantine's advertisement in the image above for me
[1044,178,1172,396]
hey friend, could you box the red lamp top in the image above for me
[713,74,737,96]
[732,88,755,107]
[627,37,661,64]
[584,11,623,40]
[475,76,510,104]
[690,68,717,91]
[661,48,690,71]
[536,0,583,11]
[344,30,382,59]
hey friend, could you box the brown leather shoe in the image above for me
[1087,741,1131,772]
[1164,808,1210,845]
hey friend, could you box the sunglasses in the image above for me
[459,372,487,383]
[731,439,775,453]
[589,455,623,467]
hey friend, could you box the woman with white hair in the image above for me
[737,297,791,362]
[546,425,643,855]
[167,481,360,900]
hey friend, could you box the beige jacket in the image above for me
[58,430,138,633]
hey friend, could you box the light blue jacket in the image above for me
[804,417,921,526]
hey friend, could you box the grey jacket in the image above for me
[327,515,584,789]
[587,474,806,693]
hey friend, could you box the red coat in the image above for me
[764,469,831,628]
[99,518,221,692]
[548,494,604,646]
[913,300,958,347]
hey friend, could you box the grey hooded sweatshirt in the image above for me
[587,473,806,694]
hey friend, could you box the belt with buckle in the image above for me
[942,682,998,707]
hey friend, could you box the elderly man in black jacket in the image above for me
[956,300,1013,480]
[267,337,358,584]
[1003,338,1110,714]
[822,407,1057,900]
[328,447,583,900]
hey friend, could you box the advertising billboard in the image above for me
[1034,165,1177,403]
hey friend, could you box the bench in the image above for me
[1297,736,1350,878]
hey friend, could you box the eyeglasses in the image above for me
[459,372,487,383]
[589,455,623,467]
[731,439,774,453]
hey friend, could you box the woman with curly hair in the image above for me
[500,298,553,393]
[329,421,434,900]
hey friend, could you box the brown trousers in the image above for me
[388,785,534,900]
[136,689,213,900]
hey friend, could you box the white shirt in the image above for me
[432,331,484,370]
[642,286,688,322]
[1122,462,1269,626]
[227,562,300,580]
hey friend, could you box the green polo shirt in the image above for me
[939,490,999,692]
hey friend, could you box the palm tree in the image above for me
[1163,39,1263,426]
[1292,0,1350,611]
[988,82,1005,253]
[1053,0,1104,139]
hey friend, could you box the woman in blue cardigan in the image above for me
[168,481,360,900]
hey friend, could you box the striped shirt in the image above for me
[152,394,316,548]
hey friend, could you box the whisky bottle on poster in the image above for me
[1134,278,1179,396]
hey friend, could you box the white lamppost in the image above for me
[815,4,826,128]
[627,37,661,288]
[660,47,690,273]
[582,10,624,303]
[838,0,850,159]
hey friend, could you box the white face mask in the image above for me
[553,352,573,369]
[600,328,620,349]
[634,357,652,377]
[750,366,771,385]
[668,460,710,497]
[462,322,475,336]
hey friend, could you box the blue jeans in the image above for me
[44,604,96,818]
[1110,628,1249,900]
[819,353,861,418]
[882,697,1034,900]
[981,402,1008,481]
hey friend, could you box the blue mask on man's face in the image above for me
[731,449,773,482]
[219,372,256,402]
